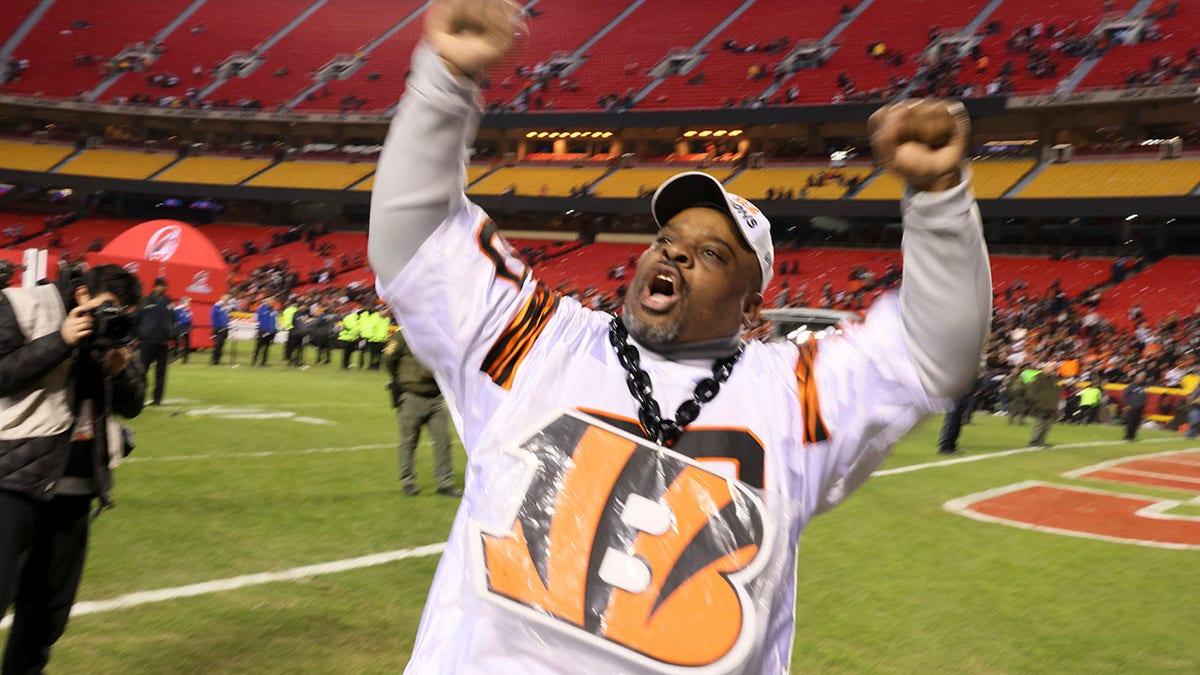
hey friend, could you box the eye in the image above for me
[702,248,725,261]
[655,236,671,246]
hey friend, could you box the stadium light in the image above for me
[525,131,536,138]
[713,130,727,137]
[729,129,743,137]
[698,130,712,137]
[602,132,613,138]
[536,132,549,138]
[683,131,698,137]
[1125,214,1138,221]
[569,132,582,138]
[591,132,603,138]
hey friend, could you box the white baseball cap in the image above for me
[650,172,774,293]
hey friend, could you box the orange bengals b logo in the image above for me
[471,412,773,672]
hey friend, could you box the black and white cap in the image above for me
[650,171,774,293]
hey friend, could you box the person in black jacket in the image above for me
[0,265,145,674]
[1123,373,1148,441]
[136,277,174,405]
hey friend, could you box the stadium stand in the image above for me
[778,0,988,105]
[154,156,274,185]
[101,0,317,103]
[245,160,376,190]
[989,254,1115,298]
[209,0,424,108]
[481,0,637,107]
[1059,0,1189,90]
[544,0,746,111]
[2,0,195,98]
[55,148,176,180]
[1100,256,1200,326]
[1017,159,1200,198]
[353,164,491,193]
[468,166,607,196]
[641,0,845,109]
[0,139,75,172]
[724,167,873,200]
[291,10,426,112]
[19,217,143,259]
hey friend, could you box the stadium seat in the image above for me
[1018,160,1200,198]
[856,160,1036,200]
[0,140,76,172]
[246,161,375,190]
[155,157,274,184]
[56,149,176,179]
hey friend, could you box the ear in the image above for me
[74,285,90,306]
[742,291,763,325]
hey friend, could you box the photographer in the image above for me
[0,265,145,673]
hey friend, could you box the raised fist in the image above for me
[426,0,523,79]
[869,99,970,193]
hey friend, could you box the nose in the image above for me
[660,241,690,266]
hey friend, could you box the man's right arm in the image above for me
[368,43,480,286]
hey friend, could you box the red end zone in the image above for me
[944,451,1200,550]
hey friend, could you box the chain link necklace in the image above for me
[608,316,744,446]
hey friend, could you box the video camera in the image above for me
[85,301,136,353]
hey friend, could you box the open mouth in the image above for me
[641,269,681,313]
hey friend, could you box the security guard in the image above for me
[337,308,361,369]
[383,330,458,496]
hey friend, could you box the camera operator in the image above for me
[0,264,146,674]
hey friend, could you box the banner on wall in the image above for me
[87,219,229,349]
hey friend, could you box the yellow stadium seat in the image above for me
[353,164,490,192]
[56,149,175,180]
[592,168,732,198]
[856,160,1036,199]
[469,166,607,196]
[247,161,375,189]
[1017,160,1200,198]
[156,157,273,185]
[854,172,903,200]
[0,140,75,172]
[725,167,872,200]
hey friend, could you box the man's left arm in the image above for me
[874,100,991,400]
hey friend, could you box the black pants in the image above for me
[340,340,358,369]
[173,331,191,364]
[252,331,275,366]
[139,341,169,404]
[211,328,228,365]
[0,492,91,675]
[286,335,304,366]
[1125,406,1144,440]
[938,391,974,453]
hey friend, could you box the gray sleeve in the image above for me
[898,168,993,401]
[368,43,482,287]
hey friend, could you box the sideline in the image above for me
[1,436,1182,629]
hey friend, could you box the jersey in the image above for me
[379,198,942,674]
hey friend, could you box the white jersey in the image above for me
[379,198,943,674]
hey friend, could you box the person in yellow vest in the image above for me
[1076,381,1102,424]
[366,305,391,370]
[337,308,361,370]
[358,308,378,370]
[280,302,299,366]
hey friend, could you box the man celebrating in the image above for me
[369,1,990,671]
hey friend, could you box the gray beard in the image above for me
[621,305,680,347]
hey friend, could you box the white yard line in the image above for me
[1,544,445,629]
[1,435,1183,628]
[875,437,1177,477]
[123,442,417,463]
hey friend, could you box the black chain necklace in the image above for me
[608,316,744,446]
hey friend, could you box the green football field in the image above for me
[4,344,1197,674]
